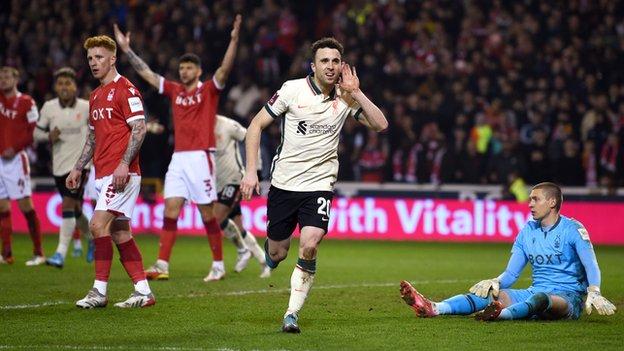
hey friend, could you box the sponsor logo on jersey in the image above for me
[92,107,114,120]
[296,121,307,135]
[174,93,202,106]
[0,102,18,119]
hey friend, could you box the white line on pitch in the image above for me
[1,278,517,310]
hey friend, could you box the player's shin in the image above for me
[499,293,551,320]
[437,294,491,315]
[117,238,151,295]
[286,258,316,316]
[158,217,178,262]
[75,210,92,240]
[0,211,12,258]
[221,218,246,251]
[56,210,76,258]
[243,229,266,264]
[93,236,113,295]
[203,219,224,266]
[24,210,43,256]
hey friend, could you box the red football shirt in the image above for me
[159,76,222,151]
[88,74,145,178]
[0,92,38,154]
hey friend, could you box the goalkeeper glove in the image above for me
[585,286,617,315]
[469,278,500,298]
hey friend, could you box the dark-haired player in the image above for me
[240,37,388,332]
[114,15,241,281]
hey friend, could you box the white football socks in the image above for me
[286,267,315,316]
[134,280,151,295]
[56,217,75,258]
[242,230,266,264]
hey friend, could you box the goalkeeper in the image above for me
[400,182,617,321]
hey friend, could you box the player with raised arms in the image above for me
[113,15,241,282]
[240,37,388,332]
[400,182,616,321]
[67,35,154,308]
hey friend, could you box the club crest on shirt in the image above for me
[107,88,116,101]
[554,235,560,248]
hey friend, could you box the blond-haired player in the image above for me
[67,35,154,308]
[241,37,388,332]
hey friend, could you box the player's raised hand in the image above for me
[112,162,130,192]
[469,278,500,298]
[240,171,259,201]
[231,14,242,41]
[585,287,617,315]
[338,63,360,94]
[66,169,82,190]
[113,23,131,52]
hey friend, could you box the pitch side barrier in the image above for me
[15,182,624,245]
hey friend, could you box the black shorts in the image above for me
[228,202,242,219]
[217,184,241,207]
[266,185,334,241]
[54,170,89,200]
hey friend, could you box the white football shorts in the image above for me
[164,150,217,204]
[94,174,141,220]
[0,151,32,199]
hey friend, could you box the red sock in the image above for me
[204,219,223,261]
[158,217,178,261]
[117,238,146,283]
[72,227,81,240]
[94,236,113,282]
[24,210,43,256]
[0,211,12,258]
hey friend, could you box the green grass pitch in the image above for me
[1,234,622,350]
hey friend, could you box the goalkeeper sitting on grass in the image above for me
[400,182,617,321]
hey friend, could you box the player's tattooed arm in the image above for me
[125,49,161,89]
[74,128,95,171]
[113,23,161,89]
[121,119,147,165]
[214,14,242,87]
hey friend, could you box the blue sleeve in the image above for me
[498,250,528,288]
[571,221,601,287]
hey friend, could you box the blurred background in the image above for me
[2,0,623,197]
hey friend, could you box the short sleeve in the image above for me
[119,87,145,123]
[26,98,39,123]
[36,103,50,131]
[159,77,177,97]
[264,81,293,118]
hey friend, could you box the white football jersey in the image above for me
[34,98,91,176]
[265,74,362,192]
[215,115,246,192]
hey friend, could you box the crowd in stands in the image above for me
[2,0,623,191]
